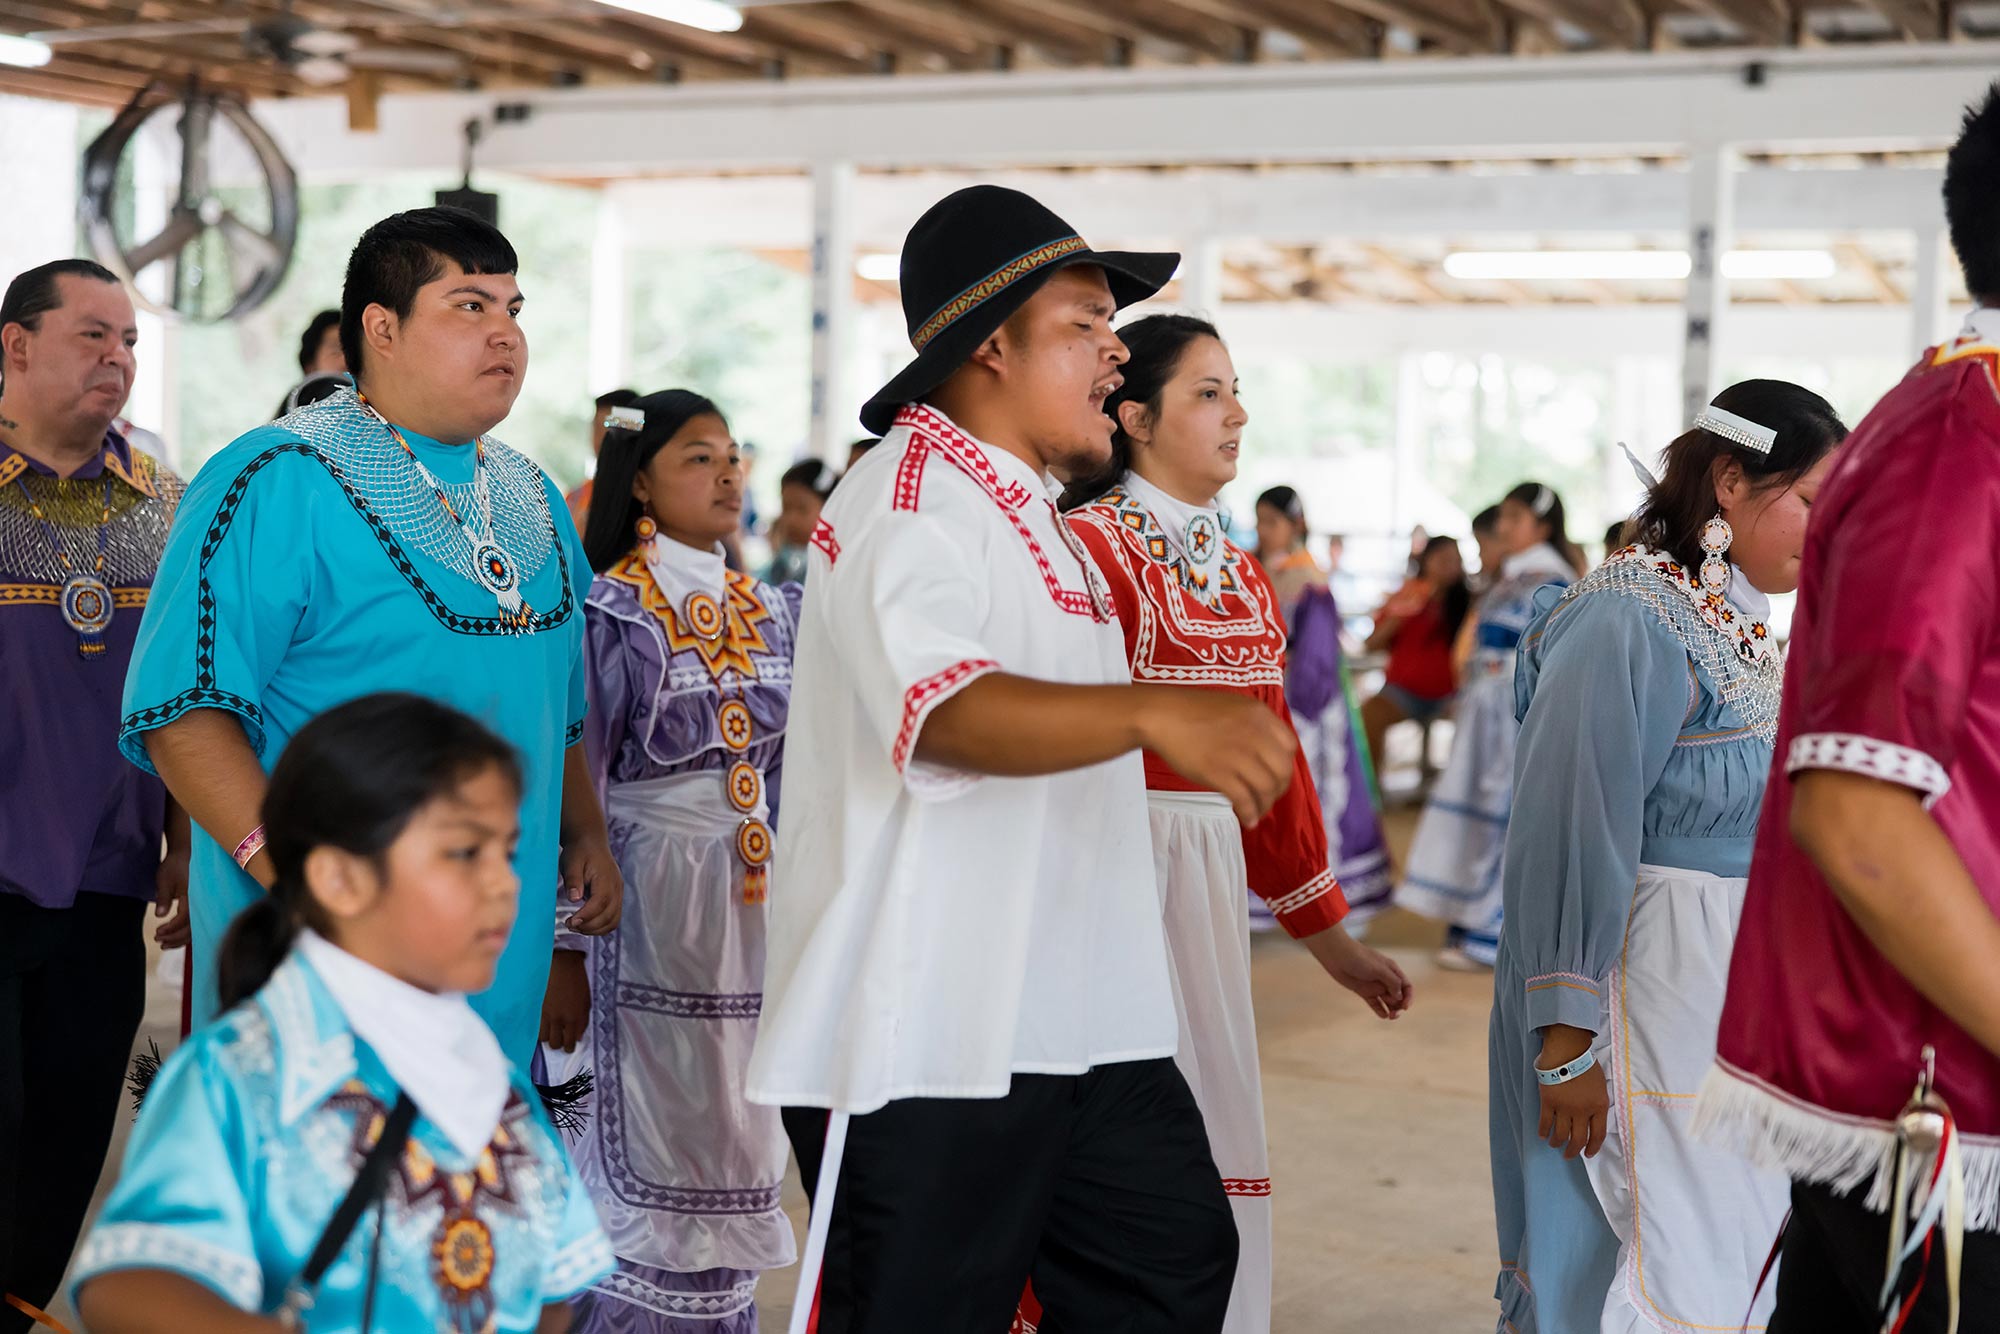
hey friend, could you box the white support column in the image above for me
[589,195,633,394]
[1178,237,1223,317]
[127,113,182,464]
[1910,225,1952,354]
[1390,349,1424,541]
[1682,145,1738,426]
[809,160,858,460]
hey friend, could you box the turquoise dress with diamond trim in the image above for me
[120,390,592,1063]
[70,948,614,1331]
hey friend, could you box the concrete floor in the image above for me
[59,804,1499,1334]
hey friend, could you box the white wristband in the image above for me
[1535,1048,1597,1086]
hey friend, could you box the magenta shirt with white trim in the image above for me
[1715,310,2000,1163]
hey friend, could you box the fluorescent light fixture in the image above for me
[856,253,901,282]
[1444,250,1690,281]
[1442,248,1839,283]
[0,33,53,67]
[593,0,744,34]
[1719,249,1838,280]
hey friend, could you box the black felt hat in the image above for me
[859,186,1179,436]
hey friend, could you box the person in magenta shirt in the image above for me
[1698,81,2000,1330]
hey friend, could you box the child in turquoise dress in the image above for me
[71,692,613,1333]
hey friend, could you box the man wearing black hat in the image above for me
[747,186,1297,1332]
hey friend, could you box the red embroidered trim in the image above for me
[1222,1178,1273,1197]
[892,437,930,512]
[810,517,841,566]
[893,658,999,772]
[891,405,1104,621]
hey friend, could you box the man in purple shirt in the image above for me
[0,259,188,1333]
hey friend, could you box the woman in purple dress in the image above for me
[1252,486,1393,929]
[547,389,799,1332]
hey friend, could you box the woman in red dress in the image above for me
[1050,314,1413,1334]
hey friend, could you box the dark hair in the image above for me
[595,387,639,412]
[216,692,523,1011]
[0,260,121,391]
[1419,535,1473,641]
[1946,83,2000,304]
[1604,519,1630,552]
[1,258,120,336]
[1255,483,1307,534]
[275,371,349,420]
[848,437,880,458]
[297,309,341,375]
[582,388,727,573]
[1631,379,1846,576]
[1471,504,1502,536]
[1059,313,1222,511]
[1503,481,1587,575]
[781,458,839,502]
[340,207,518,380]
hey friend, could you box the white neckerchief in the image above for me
[297,930,510,1161]
[1123,470,1226,592]
[1960,306,2000,349]
[1501,541,1573,583]
[641,531,729,626]
[1728,564,1771,624]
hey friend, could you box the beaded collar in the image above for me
[1607,544,1778,670]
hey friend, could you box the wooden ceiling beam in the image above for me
[1323,0,1502,51]
[832,0,1094,64]
[1363,242,1452,301]
[1675,0,1791,45]
[980,0,1131,44]
[1084,0,1257,60]
[1838,241,1905,303]
[841,0,996,58]
[0,64,133,105]
[1857,0,1946,39]
[448,17,738,82]
[1222,259,1287,302]
[767,2,994,69]
[1224,0,1380,55]
[947,0,1116,60]
[1491,0,1647,47]
[737,6,896,66]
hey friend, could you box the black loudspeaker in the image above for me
[435,187,500,226]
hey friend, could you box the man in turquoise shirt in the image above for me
[122,206,622,1062]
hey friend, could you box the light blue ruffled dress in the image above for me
[1488,549,1785,1334]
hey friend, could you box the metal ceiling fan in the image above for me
[38,2,467,88]
[80,80,299,323]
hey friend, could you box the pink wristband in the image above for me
[232,824,267,871]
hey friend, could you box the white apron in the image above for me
[1586,864,1787,1333]
[568,772,796,1278]
[1151,789,1273,1334]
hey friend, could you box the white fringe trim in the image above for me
[1694,1060,2000,1231]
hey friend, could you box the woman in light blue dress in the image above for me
[1394,482,1582,968]
[72,694,613,1334]
[1488,383,1845,1334]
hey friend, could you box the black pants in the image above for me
[0,892,147,1333]
[1770,1180,2000,1333]
[783,1058,1238,1334]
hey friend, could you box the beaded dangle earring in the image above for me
[1699,512,1733,595]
